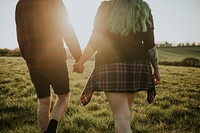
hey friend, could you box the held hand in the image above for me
[153,69,160,85]
[73,62,85,73]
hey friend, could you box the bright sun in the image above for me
[63,0,102,49]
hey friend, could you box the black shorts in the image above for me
[29,64,70,98]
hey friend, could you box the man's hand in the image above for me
[73,62,85,73]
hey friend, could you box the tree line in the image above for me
[157,42,200,48]
[0,48,80,60]
[0,48,21,57]
[0,42,199,57]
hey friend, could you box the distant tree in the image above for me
[0,48,10,56]
[177,43,184,47]
[157,42,174,48]
[185,42,190,47]
[191,42,196,47]
[158,42,200,48]
[9,48,21,57]
[160,41,173,47]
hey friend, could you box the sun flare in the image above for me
[63,0,102,49]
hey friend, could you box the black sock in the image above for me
[47,119,58,132]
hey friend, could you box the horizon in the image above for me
[0,0,200,49]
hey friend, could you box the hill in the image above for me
[157,47,200,62]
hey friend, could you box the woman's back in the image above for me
[90,1,155,66]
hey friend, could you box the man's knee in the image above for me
[57,93,70,101]
[39,96,51,105]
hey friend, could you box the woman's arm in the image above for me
[148,46,160,85]
[148,46,158,70]
[73,2,105,73]
[73,44,95,73]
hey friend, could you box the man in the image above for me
[15,0,81,132]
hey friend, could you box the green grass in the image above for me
[0,57,200,133]
[157,47,200,61]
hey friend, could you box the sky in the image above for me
[0,0,200,50]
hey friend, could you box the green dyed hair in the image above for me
[108,0,152,35]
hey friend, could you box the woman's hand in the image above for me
[73,62,85,73]
[153,69,160,85]
[72,44,95,74]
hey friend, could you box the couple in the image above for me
[15,0,160,133]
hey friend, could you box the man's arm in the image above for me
[62,24,82,62]
[58,1,82,62]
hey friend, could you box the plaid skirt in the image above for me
[80,61,156,106]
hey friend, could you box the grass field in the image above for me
[157,47,200,61]
[0,57,200,133]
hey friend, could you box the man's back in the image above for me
[15,1,81,132]
[16,0,70,71]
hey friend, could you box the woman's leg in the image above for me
[127,93,135,111]
[105,92,132,133]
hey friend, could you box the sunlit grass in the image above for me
[0,57,200,133]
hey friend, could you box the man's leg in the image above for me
[105,92,132,133]
[49,63,70,121]
[51,93,70,121]
[29,71,51,132]
[38,96,51,133]
[44,93,70,133]
[44,63,70,132]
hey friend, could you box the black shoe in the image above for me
[44,129,56,133]
[44,129,50,133]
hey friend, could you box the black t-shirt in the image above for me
[89,1,155,66]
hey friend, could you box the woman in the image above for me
[74,0,160,132]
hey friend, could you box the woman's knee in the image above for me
[105,92,130,118]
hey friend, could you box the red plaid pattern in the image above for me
[15,0,70,71]
[81,61,156,106]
